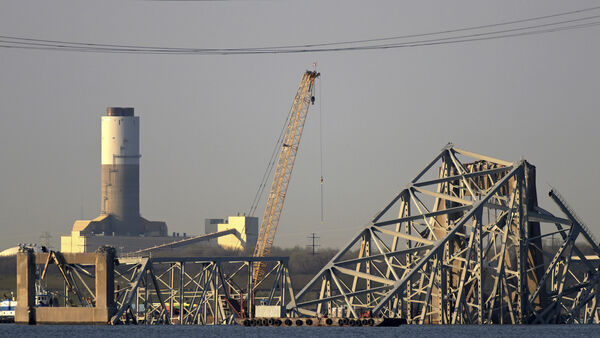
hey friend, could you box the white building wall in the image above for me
[61,232,183,254]
[216,216,258,251]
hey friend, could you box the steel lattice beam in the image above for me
[292,144,600,324]
[112,256,296,325]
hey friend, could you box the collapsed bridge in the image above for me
[292,144,600,324]
[14,144,600,325]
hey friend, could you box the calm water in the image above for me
[1,324,599,338]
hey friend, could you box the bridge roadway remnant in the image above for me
[15,247,295,325]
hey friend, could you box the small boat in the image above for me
[0,297,16,323]
[35,282,51,307]
[0,282,53,323]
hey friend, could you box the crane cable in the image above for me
[248,93,293,217]
[318,75,324,223]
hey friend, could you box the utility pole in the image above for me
[306,233,320,255]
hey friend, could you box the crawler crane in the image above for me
[252,70,320,285]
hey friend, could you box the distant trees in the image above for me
[0,257,16,296]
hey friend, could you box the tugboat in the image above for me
[35,282,51,307]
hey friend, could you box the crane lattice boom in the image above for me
[253,70,320,285]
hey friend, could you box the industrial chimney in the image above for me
[101,107,143,235]
[61,107,167,253]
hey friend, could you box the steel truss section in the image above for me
[37,252,98,308]
[292,144,600,324]
[111,256,296,325]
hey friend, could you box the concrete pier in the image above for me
[15,247,116,325]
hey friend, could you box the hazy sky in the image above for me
[0,0,599,251]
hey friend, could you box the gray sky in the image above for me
[0,0,599,250]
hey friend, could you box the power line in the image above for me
[147,0,241,2]
[0,6,599,55]
[201,5,600,50]
[3,5,600,51]
[1,20,597,54]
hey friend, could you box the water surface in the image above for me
[1,324,599,338]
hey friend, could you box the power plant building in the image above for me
[61,108,173,253]
[205,218,224,235]
[60,107,260,254]
[213,216,258,251]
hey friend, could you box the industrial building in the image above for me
[204,216,259,251]
[59,107,258,254]
[61,107,172,253]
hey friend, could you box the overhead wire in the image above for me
[184,4,600,50]
[2,5,599,51]
[1,6,600,54]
